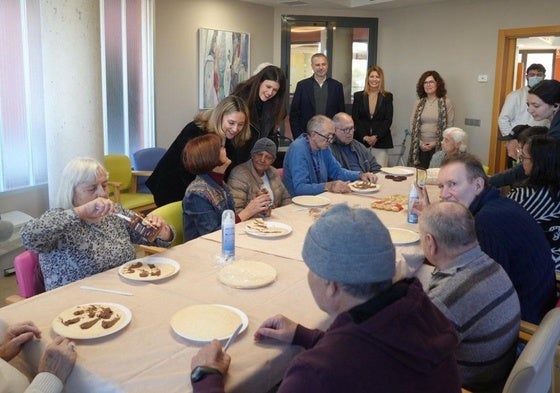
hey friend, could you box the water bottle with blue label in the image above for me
[221,209,235,260]
[407,183,419,224]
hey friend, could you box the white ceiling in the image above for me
[240,0,450,11]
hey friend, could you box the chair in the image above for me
[131,147,166,193]
[104,154,157,213]
[503,308,560,393]
[6,250,45,304]
[150,201,183,247]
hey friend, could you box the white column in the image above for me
[40,0,103,207]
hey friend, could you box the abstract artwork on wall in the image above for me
[199,28,250,109]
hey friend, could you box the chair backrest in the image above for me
[503,308,560,393]
[104,155,133,191]
[131,147,167,193]
[131,147,166,171]
[14,250,45,298]
[150,201,183,246]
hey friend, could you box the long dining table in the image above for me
[0,169,438,393]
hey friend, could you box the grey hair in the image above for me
[306,114,332,135]
[443,127,468,152]
[56,157,107,209]
[420,201,477,252]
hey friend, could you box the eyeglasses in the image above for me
[518,153,532,162]
[527,72,545,78]
[336,127,354,134]
[313,130,334,143]
[423,80,436,85]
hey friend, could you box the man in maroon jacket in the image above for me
[189,204,461,393]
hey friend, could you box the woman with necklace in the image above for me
[352,65,394,167]
[408,70,455,168]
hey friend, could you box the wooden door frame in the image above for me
[489,25,560,173]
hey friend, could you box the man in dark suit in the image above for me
[289,53,345,139]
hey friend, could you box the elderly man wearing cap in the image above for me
[283,115,378,197]
[188,204,461,393]
[420,202,520,392]
[228,137,291,214]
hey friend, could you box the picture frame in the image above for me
[198,28,250,109]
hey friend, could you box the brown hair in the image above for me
[363,65,388,96]
[416,70,447,98]
[183,134,224,175]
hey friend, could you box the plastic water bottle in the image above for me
[221,210,235,260]
[407,183,419,224]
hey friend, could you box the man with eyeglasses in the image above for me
[283,115,378,197]
[330,112,381,173]
[498,64,549,167]
[415,152,556,325]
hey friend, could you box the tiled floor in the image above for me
[0,274,18,307]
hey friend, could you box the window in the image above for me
[101,0,154,156]
[0,0,154,193]
[0,0,47,192]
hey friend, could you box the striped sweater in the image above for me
[428,246,520,393]
[508,186,560,271]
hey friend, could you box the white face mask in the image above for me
[528,76,544,87]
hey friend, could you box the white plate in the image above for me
[118,257,180,281]
[387,228,420,245]
[218,260,277,289]
[52,303,132,340]
[244,221,292,238]
[171,304,248,342]
[292,195,331,207]
[381,167,414,176]
[349,181,381,194]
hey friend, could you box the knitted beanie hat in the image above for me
[250,138,277,159]
[302,203,395,283]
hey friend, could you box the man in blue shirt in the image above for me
[283,115,377,197]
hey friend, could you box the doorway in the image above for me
[489,25,560,173]
[280,15,378,137]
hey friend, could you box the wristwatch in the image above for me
[191,366,223,383]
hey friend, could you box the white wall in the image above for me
[154,0,275,148]
[273,0,560,163]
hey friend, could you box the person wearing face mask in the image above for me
[498,64,548,167]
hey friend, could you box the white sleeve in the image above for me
[24,373,63,393]
[498,90,519,136]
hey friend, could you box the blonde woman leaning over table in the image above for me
[428,127,467,168]
[21,157,174,291]
[408,70,455,169]
[352,65,394,167]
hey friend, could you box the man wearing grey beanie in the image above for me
[189,204,461,393]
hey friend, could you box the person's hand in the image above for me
[420,142,435,152]
[191,339,230,376]
[0,321,41,362]
[363,136,376,147]
[359,172,378,183]
[254,314,298,344]
[238,193,272,221]
[145,213,173,242]
[411,182,430,215]
[326,180,351,194]
[73,197,115,223]
[38,336,77,383]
